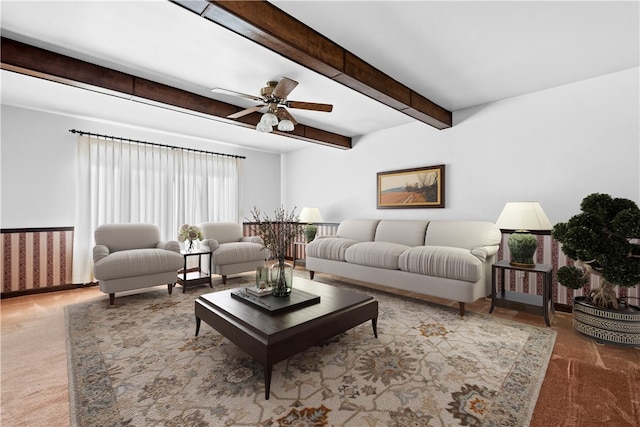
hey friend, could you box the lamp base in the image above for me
[507,231,538,268]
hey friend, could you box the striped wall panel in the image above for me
[1,228,74,295]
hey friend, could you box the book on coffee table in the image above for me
[245,287,272,297]
[231,288,321,313]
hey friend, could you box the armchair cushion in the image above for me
[94,248,183,281]
[211,241,267,265]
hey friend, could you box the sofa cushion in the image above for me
[212,241,266,265]
[306,237,358,262]
[375,220,429,247]
[425,221,501,250]
[399,246,483,282]
[94,248,183,280]
[345,242,409,270]
[336,219,380,242]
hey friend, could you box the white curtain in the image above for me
[72,134,242,283]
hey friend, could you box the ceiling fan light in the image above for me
[256,121,273,133]
[261,112,278,126]
[277,119,295,132]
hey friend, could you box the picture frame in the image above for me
[377,164,445,209]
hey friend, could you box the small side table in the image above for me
[292,241,307,269]
[177,249,213,293]
[490,259,554,326]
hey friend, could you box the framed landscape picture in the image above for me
[377,164,445,209]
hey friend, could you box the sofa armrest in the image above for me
[471,245,499,262]
[315,234,335,240]
[202,238,220,252]
[241,236,264,245]
[157,240,181,253]
[93,245,110,263]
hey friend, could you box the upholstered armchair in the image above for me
[93,223,184,306]
[199,222,268,284]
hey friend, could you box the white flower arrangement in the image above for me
[178,224,203,250]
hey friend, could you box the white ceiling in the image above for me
[1,1,638,153]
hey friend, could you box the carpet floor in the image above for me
[65,274,556,426]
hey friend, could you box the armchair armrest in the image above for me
[241,236,264,245]
[471,245,499,262]
[157,240,181,253]
[93,244,110,263]
[202,238,220,252]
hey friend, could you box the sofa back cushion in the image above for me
[375,220,429,247]
[199,222,242,244]
[94,223,160,252]
[337,219,380,242]
[425,221,501,250]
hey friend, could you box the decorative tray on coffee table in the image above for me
[230,287,320,313]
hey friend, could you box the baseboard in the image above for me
[1,282,98,299]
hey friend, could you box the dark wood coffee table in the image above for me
[195,277,378,399]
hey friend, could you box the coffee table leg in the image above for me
[372,317,378,338]
[195,317,201,337]
[264,364,273,400]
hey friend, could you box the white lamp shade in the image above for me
[495,202,552,231]
[256,121,273,133]
[277,119,294,131]
[260,112,278,126]
[299,207,323,223]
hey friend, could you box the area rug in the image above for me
[65,274,556,426]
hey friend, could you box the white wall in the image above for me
[2,68,638,230]
[285,68,640,225]
[0,105,282,228]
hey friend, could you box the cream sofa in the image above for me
[306,219,502,316]
[93,223,184,306]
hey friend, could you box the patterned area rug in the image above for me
[65,274,556,426]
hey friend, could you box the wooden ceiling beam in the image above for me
[0,37,351,149]
[174,0,452,130]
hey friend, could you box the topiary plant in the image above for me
[551,193,640,309]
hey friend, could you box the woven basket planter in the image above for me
[573,296,640,346]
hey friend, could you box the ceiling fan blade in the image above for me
[227,105,264,119]
[279,107,298,125]
[286,101,333,112]
[272,77,299,99]
[212,87,262,102]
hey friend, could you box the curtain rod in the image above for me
[68,129,246,159]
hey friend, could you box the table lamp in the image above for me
[495,202,552,267]
[299,207,323,242]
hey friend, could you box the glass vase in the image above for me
[270,261,293,297]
